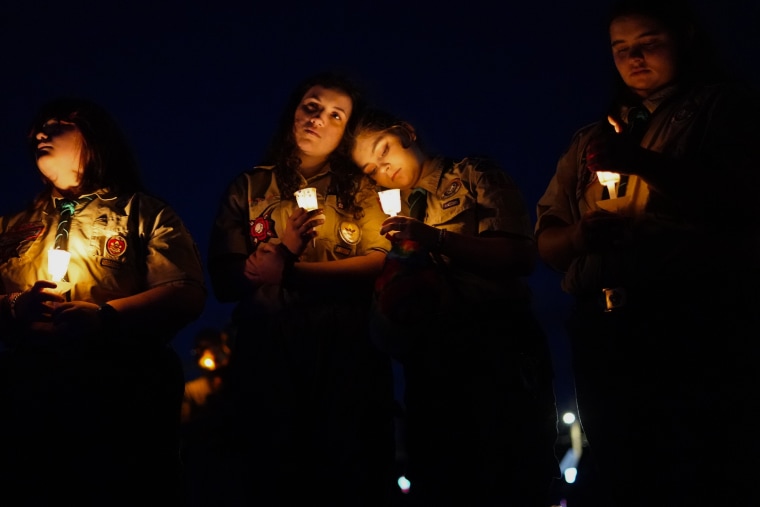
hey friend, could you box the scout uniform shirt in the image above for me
[400,155,534,303]
[535,82,760,297]
[0,189,205,343]
[209,165,390,294]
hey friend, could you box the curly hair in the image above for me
[261,71,367,217]
[27,97,143,198]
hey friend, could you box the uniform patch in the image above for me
[338,220,361,245]
[672,103,697,122]
[250,210,277,247]
[334,245,351,256]
[443,198,460,209]
[0,222,45,263]
[441,179,461,199]
[101,258,122,270]
[106,235,127,257]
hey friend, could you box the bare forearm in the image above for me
[294,250,386,281]
[107,283,206,335]
[537,223,580,273]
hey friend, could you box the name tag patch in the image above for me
[443,198,460,210]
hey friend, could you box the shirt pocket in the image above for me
[319,195,360,258]
[430,192,477,229]
[87,211,141,294]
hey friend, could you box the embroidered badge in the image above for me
[672,104,697,123]
[250,210,277,247]
[0,222,45,263]
[443,198,460,210]
[338,220,361,245]
[106,235,127,257]
[334,245,351,256]
[441,178,461,199]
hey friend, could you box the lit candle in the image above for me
[294,187,319,211]
[47,248,71,282]
[294,187,324,246]
[378,189,401,217]
[596,171,621,199]
[47,248,73,295]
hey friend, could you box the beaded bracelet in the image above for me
[9,292,22,319]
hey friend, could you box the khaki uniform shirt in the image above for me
[402,156,534,301]
[209,165,390,289]
[210,165,390,262]
[0,189,203,353]
[0,190,204,302]
[536,82,760,295]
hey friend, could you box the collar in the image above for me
[50,188,112,209]
[641,83,680,113]
[410,156,446,195]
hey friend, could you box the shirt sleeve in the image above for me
[471,159,533,238]
[208,172,253,263]
[535,129,587,235]
[138,194,205,290]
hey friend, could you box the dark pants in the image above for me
[0,344,185,506]
[568,283,760,507]
[402,306,560,507]
[224,300,397,507]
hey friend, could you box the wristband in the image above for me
[275,242,300,263]
[9,292,22,319]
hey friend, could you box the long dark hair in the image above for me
[27,97,143,198]
[349,107,409,143]
[262,71,366,216]
[607,0,725,107]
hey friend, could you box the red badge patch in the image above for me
[106,235,127,257]
[249,210,278,247]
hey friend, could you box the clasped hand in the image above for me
[381,215,438,250]
[13,280,101,337]
[243,207,324,287]
[573,210,633,253]
[586,116,646,176]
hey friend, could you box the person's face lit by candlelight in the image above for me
[293,85,353,166]
[34,119,84,193]
[352,124,427,191]
[610,14,679,99]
